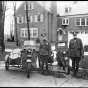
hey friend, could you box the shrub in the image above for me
[84,45,88,52]
[7,38,10,42]
[79,56,88,69]
[36,38,40,43]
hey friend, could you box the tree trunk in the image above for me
[14,1,19,46]
[1,1,5,52]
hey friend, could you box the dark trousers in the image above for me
[41,55,48,71]
[72,57,81,74]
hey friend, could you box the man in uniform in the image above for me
[69,31,84,76]
[39,33,51,75]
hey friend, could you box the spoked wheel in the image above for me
[27,63,31,78]
[5,62,9,70]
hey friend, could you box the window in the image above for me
[35,14,43,22]
[17,16,24,24]
[31,28,38,38]
[24,3,33,10]
[63,19,65,24]
[76,18,80,26]
[65,7,69,13]
[65,6,71,13]
[27,15,32,23]
[75,18,88,26]
[21,29,25,37]
[66,19,68,24]
[62,18,69,25]
[28,3,33,10]
[33,30,38,37]
[21,28,38,38]
[25,30,28,37]
[86,18,88,25]
[81,18,85,25]
[38,14,40,22]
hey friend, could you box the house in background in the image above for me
[57,1,88,46]
[14,1,57,45]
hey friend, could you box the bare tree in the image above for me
[1,1,7,52]
[26,1,30,40]
[10,18,14,41]
[13,1,18,46]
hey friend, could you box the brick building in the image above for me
[14,1,57,45]
[57,2,88,46]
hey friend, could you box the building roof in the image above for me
[57,1,88,16]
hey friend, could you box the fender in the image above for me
[5,54,9,63]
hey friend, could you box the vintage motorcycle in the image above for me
[55,41,72,75]
[5,40,38,78]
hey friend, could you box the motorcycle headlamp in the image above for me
[27,49,32,53]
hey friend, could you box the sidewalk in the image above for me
[0,61,65,73]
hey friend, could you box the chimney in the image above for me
[73,1,78,4]
[50,1,57,43]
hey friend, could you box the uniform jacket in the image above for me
[69,38,84,57]
[40,40,51,55]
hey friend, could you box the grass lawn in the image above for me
[0,41,19,61]
[5,41,19,49]
[0,52,10,61]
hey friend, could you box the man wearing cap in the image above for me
[69,31,84,76]
[39,33,51,75]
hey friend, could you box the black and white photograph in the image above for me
[0,1,88,87]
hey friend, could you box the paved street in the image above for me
[0,61,88,87]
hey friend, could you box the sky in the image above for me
[4,1,88,35]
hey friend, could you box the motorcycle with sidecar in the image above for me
[55,41,72,75]
[5,40,38,78]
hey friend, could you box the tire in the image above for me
[5,62,9,70]
[27,63,31,78]
[65,59,70,75]
[5,55,9,70]
[65,66,70,75]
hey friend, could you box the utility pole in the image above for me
[43,1,46,33]
[26,1,30,40]
[14,1,19,46]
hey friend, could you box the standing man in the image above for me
[40,33,51,75]
[69,31,84,76]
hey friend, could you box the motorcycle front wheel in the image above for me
[27,62,31,78]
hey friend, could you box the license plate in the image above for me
[65,57,68,60]
[26,59,31,62]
